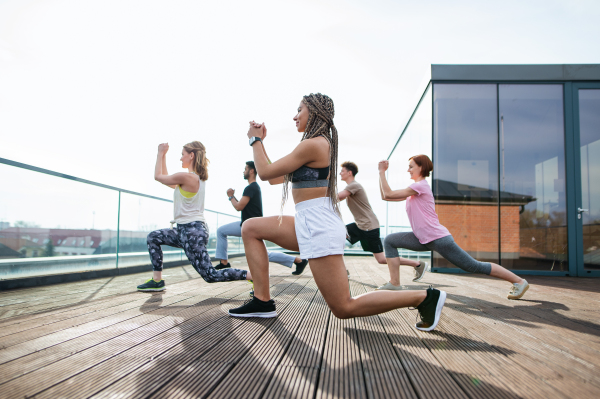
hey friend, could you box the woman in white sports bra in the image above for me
[228,93,446,332]
[137,141,251,292]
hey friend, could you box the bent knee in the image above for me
[147,231,159,243]
[329,302,354,319]
[240,218,261,237]
[201,273,219,283]
[383,236,394,249]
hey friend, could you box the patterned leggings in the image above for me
[147,221,247,283]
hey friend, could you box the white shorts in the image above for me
[294,197,346,259]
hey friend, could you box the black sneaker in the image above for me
[215,262,231,270]
[137,279,166,292]
[415,286,446,331]
[228,296,277,318]
[291,259,308,275]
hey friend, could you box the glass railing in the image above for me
[0,157,244,280]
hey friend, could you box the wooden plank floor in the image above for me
[1,257,600,399]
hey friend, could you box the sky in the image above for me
[1,0,599,230]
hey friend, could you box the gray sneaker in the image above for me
[376,282,403,291]
[507,279,529,300]
[412,261,429,282]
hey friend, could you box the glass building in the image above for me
[386,64,600,277]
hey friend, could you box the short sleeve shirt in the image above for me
[241,182,263,225]
[406,180,450,244]
[344,181,380,231]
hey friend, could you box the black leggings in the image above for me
[147,221,247,282]
[383,232,492,275]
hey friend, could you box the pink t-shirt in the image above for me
[406,180,450,244]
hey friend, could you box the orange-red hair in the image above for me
[409,154,433,177]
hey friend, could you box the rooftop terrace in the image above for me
[1,256,599,398]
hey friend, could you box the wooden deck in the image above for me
[1,256,599,399]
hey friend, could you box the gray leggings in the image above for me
[383,233,492,275]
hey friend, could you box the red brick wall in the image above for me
[436,204,520,253]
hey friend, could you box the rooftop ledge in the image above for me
[430,64,600,81]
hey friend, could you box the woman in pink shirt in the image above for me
[378,155,529,300]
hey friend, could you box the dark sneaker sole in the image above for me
[228,311,277,318]
[416,290,446,331]
[137,287,166,292]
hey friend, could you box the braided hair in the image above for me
[281,93,340,216]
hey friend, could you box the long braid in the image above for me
[280,93,340,217]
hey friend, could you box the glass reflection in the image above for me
[579,89,600,270]
[433,84,499,269]
[386,84,432,263]
[0,164,119,278]
[117,193,183,269]
[499,84,567,271]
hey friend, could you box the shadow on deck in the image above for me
[1,256,599,398]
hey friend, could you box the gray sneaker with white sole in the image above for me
[376,282,403,291]
[412,261,429,282]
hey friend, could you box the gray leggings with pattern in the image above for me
[147,221,248,282]
[383,232,492,275]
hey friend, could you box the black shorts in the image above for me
[346,223,383,254]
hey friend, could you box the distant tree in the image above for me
[43,240,55,257]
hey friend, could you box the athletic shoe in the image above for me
[228,296,277,318]
[507,280,529,300]
[412,261,430,282]
[415,286,446,331]
[215,262,231,270]
[291,259,308,275]
[137,279,166,292]
[376,282,403,291]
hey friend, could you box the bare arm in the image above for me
[248,123,324,181]
[378,160,417,201]
[155,143,177,189]
[262,147,285,185]
[338,190,351,201]
[230,196,251,212]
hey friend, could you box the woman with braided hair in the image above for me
[136,141,252,292]
[228,94,447,332]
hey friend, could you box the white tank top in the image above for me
[172,175,206,225]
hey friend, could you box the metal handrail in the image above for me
[0,157,239,218]
[387,81,432,160]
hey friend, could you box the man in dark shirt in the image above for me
[215,161,308,274]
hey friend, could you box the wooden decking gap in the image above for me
[1,257,599,398]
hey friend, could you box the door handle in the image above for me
[578,207,589,219]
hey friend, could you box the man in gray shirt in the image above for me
[338,161,386,265]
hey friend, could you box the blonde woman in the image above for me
[137,142,252,292]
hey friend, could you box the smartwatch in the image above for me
[228,196,234,201]
[249,136,262,146]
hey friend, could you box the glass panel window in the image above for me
[386,84,432,263]
[579,89,600,270]
[433,84,499,270]
[499,84,567,271]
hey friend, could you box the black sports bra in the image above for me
[291,165,330,188]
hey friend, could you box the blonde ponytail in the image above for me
[183,141,209,181]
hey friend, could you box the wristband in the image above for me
[228,196,234,201]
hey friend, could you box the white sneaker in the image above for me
[412,261,429,282]
[507,279,529,300]
[376,282,403,291]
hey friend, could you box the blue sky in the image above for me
[1,0,599,228]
